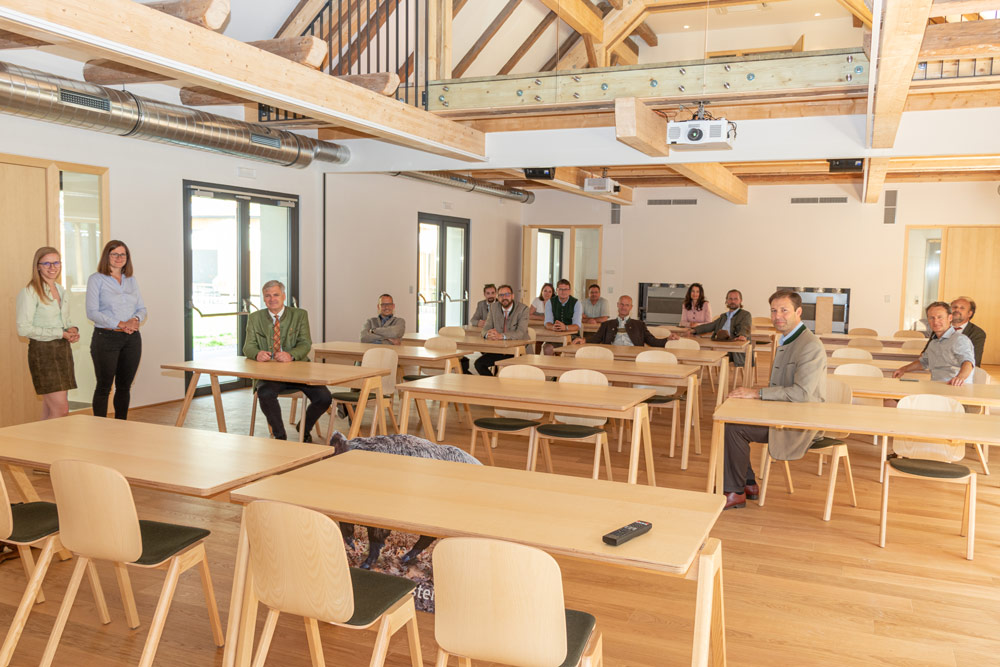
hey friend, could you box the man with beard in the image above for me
[689,288,752,367]
[474,284,530,376]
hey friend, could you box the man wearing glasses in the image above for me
[475,284,530,375]
[360,294,405,345]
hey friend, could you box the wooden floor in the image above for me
[3,359,1000,666]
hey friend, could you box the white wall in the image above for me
[323,174,523,341]
[522,181,1000,335]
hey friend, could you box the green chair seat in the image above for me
[809,437,845,450]
[345,567,417,627]
[888,458,972,479]
[331,390,380,403]
[560,609,597,667]
[401,374,429,382]
[644,394,678,405]
[537,424,605,439]
[473,417,540,432]
[134,520,211,566]
[7,502,59,544]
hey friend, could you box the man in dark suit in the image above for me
[574,295,670,347]
[950,296,986,367]
[689,289,753,366]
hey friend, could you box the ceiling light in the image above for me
[814,12,822,16]
[683,24,690,29]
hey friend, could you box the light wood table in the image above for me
[826,357,928,377]
[395,374,658,485]
[751,327,779,361]
[224,451,727,667]
[824,344,921,362]
[819,333,921,348]
[312,341,467,373]
[403,332,530,356]
[707,399,1000,494]
[835,375,1000,410]
[161,357,389,440]
[554,344,731,407]
[665,327,755,388]
[496,354,704,470]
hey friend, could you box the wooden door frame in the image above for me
[521,224,603,302]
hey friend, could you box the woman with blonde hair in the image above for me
[16,246,80,419]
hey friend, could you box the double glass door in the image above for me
[183,182,299,392]
[417,214,469,335]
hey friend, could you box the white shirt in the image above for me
[613,317,633,346]
[269,308,285,325]
[722,307,741,334]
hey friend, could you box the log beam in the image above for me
[669,163,748,204]
[0,28,46,48]
[538,0,604,43]
[500,11,556,75]
[920,19,1000,59]
[453,0,522,78]
[614,97,669,157]
[863,157,891,203]
[145,0,230,31]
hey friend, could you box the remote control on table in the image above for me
[603,520,652,546]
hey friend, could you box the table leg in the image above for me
[222,512,249,667]
[692,380,703,456]
[627,408,644,485]
[681,375,696,470]
[174,371,201,427]
[436,396,451,442]
[525,428,538,471]
[376,391,387,436]
[398,391,411,435]
[209,375,227,433]
[415,399,438,442]
[742,343,753,388]
[639,404,656,487]
[707,419,725,494]
[690,538,726,667]
[348,377,377,440]
[716,362,729,408]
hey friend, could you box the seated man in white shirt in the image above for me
[581,284,610,324]
[572,295,669,347]
[894,301,974,385]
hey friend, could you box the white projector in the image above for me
[583,177,619,193]
[666,119,733,150]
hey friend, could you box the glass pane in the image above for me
[417,222,439,335]
[536,231,551,297]
[573,228,600,299]
[902,228,942,331]
[249,202,291,311]
[59,172,102,409]
[190,196,239,387]
[444,225,466,327]
[552,235,562,284]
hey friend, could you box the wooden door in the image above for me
[0,162,51,426]
[941,226,1000,365]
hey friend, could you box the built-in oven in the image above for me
[777,286,851,333]
[638,283,689,325]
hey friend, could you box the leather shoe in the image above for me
[724,492,746,510]
[744,483,760,500]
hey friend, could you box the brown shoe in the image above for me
[724,492,747,510]
[744,483,760,500]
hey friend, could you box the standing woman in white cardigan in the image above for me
[16,246,80,419]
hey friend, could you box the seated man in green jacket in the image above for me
[244,280,331,442]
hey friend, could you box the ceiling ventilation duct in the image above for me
[0,61,349,168]
[390,171,535,204]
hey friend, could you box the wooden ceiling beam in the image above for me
[500,11,556,75]
[920,19,1000,59]
[614,97,669,156]
[0,29,47,48]
[871,0,935,148]
[182,73,400,106]
[530,167,634,204]
[834,0,873,29]
[669,163,748,204]
[538,0,605,42]
[0,0,485,161]
[930,0,999,14]
[863,157,891,203]
[453,0,522,78]
[632,21,658,47]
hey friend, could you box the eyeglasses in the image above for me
[109,252,127,259]
[38,261,61,269]
[380,302,394,307]
[498,292,513,298]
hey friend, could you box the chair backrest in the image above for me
[665,338,700,350]
[847,338,883,350]
[894,394,966,462]
[0,474,12,542]
[433,537,568,667]
[527,327,537,341]
[50,460,142,563]
[831,347,873,360]
[646,326,673,339]
[849,327,878,336]
[245,501,354,623]
[425,335,458,353]
[824,377,854,439]
[575,345,614,361]
[556,369,608,427]
[893,330,926,339]
[361,347,399,395]
[971,367,991,384]
[833,363,883,407]
[901,339,927,350]
[496,365,546,420]
[752,316,772,327]
[635,349,679,396]
[438,326,466,338]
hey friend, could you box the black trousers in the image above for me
[723,423,770,493]
[91,329,142,420]
[474,353,512,376]
[256,380,332,439]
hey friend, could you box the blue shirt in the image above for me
[86,272,147,330]
[779,322,806,345]
[722,307,742,334]
[544,298,583,328]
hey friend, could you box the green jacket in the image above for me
[243,307,313,361]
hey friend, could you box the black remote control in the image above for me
[602,520,652,546]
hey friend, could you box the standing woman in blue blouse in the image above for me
[16,246,80,419]
[86,240,147,419]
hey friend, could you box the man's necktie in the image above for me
[272,316,281,357]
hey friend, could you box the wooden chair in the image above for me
[901,339,927,350]
[575,345,614,361]
[0,473,72,667]
[432,537,602,667]
[329,348,399,437]
[469,364,546,467]
[752,316,772,327]
[847,337,883,351]
[42,460,223,667]
[968,368,991,475]
[243,500,422,667]
[535,369,614,480]
[848,327,879,336]
[646,325,674,339]
[881,395,976,560]
[893,330,926,339]
[632,350,683,457]
[401,336,471,425]
[250,387,309,441]
[758,377,857,521]
[665,338,700,351]
[834,362,889,470]
[831,347,873,360]
[438,326,466,338]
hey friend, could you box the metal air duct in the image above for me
[390,171,535,204]
[0,61,349,168]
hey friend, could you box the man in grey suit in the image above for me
[689,289,752,367]
[474,284,530,376]
[722,290,827,510]
[469,284,497,327]
[360,294,405,345]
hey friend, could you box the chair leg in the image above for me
[368,616,393,667]
[86,559,111,625]
[479,430,495,466]
[541,438,554,473]
[758,444,769,482]
[817,453,825,476]
[758,455,772,507]
[16,544,44,604]
[289,397,299,425]
[616,418,625,454]
[1,536,57,667]
[40,555,89,667]
[250,392,258,436]
[468,426,479,459]
[879,436,888,483]
[581,629,603,667]
[879,469,891,548]
[843,449,857,508]
[434,648,450,667]
[669,402,678,458]
[198,552,225,646]
[386,403,400,434]
[590,437,601,480]
[966,474,976,561]
[975,444,990,475]
[251,608,280,667]
[783,461,794,494]
[707,365,717,393]
[601,434,614,482]
[404,605,423,667]
[137,557,182,667]
[114,562,141,629]
[821,449,840,522]
[303,617,326,667]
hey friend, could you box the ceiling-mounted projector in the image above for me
[583,177,620,193]
[666,119,734,150]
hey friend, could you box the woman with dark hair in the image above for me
[86,240,146,419]
[680,282,713,327]
[16,246,80,419]
[529,282,554,320]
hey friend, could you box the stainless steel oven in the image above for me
[638,283,689,325]
[777,286,851,333]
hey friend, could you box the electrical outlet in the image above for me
[884,295,891,303]
[409,285,414,294]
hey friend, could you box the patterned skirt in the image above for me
[28,338,77,395]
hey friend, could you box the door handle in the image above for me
[188,301,249,318]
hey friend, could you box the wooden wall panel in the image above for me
[941,226,1000,365]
